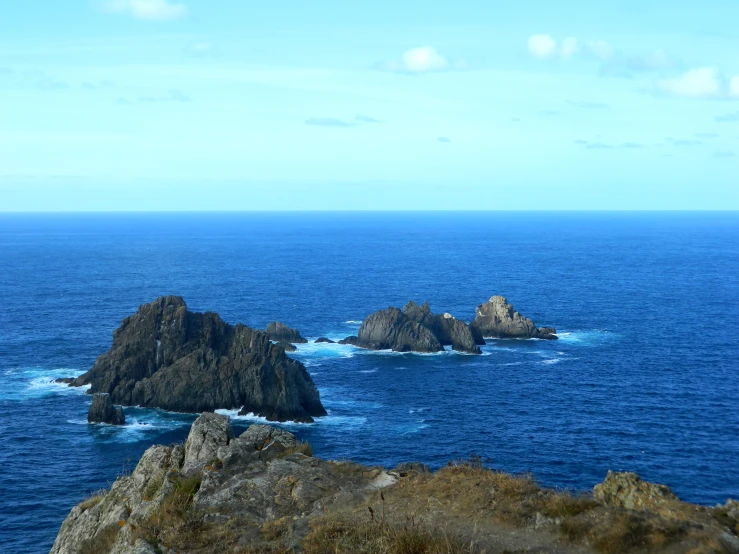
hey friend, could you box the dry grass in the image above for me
[79,491,106,512]
[303,513,476,554]
[278,440,313,458]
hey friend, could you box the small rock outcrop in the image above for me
[593,471,680,516]
[182,413,234,474]
[315,337,335,343]
[342,301,482,354]
[65,297,326,422]
[88,393,125,425]
[265,321,308,343]
[277,340,297,352]
[470,296,557,340]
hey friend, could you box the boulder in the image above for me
[182,413,234,474]
[277,340,297,352]
[67,297,326,422]
[315,337,335,344]
[265,321,308,344]
[88,393,125,425]
[338,336,360,346]
[471,296,557,340]
[593,471,680,516]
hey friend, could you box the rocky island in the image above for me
[59,297,326,423]
[52,414,739,554]
[339,296,557,354]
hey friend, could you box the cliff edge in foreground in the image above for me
[64,297,326,423]
[52,415,739,554]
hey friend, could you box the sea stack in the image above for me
[342,301,482,354]
[65,296,326,422]
[88,393,125,425]
[470,296,557,340]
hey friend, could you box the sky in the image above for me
[0,0,738,210]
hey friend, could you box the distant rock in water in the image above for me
[342,301,481,354]
[470,296,557,340]
[315,337,335,344]
[88,393,125,425]
[66,296,326,422]
[277,340,297,352]
[265,321,308,344]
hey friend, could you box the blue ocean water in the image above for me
[0,212,737,554]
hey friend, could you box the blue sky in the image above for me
[1,0,738,210]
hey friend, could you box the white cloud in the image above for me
[730,76,739,98]
[528,34,557,59]
[401,46,449,72]
[103,0,188,21]
[560,37,579,58]
[587,40,615,60]
[658,67,723,98]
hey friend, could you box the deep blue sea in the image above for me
[1,212,738,553]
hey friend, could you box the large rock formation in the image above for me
[265,321,308,344]
[470,296,557,340]
[88,393,125,425]
[51,414,396,554]
[65,297,326,422]
[342,301,482,354]
[51,416,736,554]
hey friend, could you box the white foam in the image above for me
[541,358,561,365]
[359,369,378,374]
[344,320,362,325]
[1,367,88,401]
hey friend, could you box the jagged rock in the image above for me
[593,471,679,515]
[52,416,394,554]
[182,413,234,474]
[471,296,557,340]
[338,335,359,346]
[277,340,297,352]
[66,296,326,422]
[265,321,308,343]
[354,306,443,353]
[402,300,435,328]
[87,393,125,425]
[315,337,335,343]
[432,313,482,354]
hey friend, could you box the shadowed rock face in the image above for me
[88,393,125,425]
[265,321,308,344]
[471,296,557,340]
[345,301,481,354]
[69,296,326,422]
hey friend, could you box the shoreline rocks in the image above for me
[470,296,557,340]
[64,296,326,423]
[88,393,125,425]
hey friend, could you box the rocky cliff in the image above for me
[64,297,326,423]
[51,415,739,554]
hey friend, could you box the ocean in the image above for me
[0,211,737,554]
